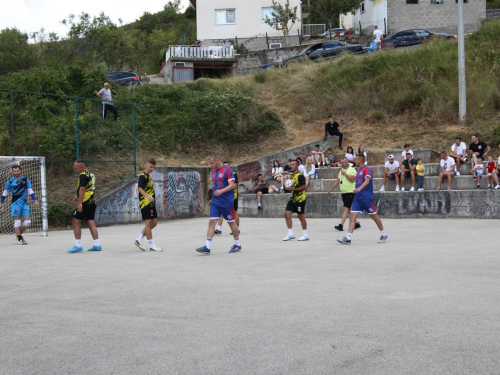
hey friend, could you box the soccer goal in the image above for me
[0,156,48,236]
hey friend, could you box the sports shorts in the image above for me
[404,171,412,179]
[475,171,482,177]
[11,200,30,217]
[285,199,306,214]
[351,198,377,215]
[233,199,238,212]
[341,193,355,209]
[141,204,158,221]
[210,202,235,222]
[73,202,97,221]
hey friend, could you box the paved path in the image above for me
[1,218,499,374]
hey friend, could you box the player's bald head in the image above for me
[208,155,222,169]
[74,160,86,173]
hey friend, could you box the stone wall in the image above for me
[237,45,303,75]
[202,35,302,52]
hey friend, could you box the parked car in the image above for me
[321,28,346,37]
[105,71,142,86]
[384,29,456,48]
[284,41,363,65]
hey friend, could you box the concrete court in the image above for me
[1,217,500,375]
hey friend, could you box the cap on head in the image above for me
[388,154,394,159]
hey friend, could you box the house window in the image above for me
[215,9,236,25]
[431,0,443,3]
[360,2,365,13]
[406,0,418,3]
[262,7,275,23]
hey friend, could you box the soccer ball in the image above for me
[284,179,294,190]
[268,187,274,194]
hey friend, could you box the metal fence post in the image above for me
[132,105,136,175]
[75,98,79,159]
[10,90,15,155]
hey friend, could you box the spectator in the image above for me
[253,173,280,212]
[400,144,413,163]
[469,135,490,174]
[273,52,283,68]
[311,144,325,167]
[324,115,343,150]
[449,137,467,175]
[485,155,499,189]
[325,148,336,167]
[379,154,400,192]
[472,157,484,189]
[271,160,285,192]
[221,39,230,48]
[303,156,317,187]
[344,37,350,43]
[97,82,117,121]
[328,157,361,232]
[373,26,384,52]
[437,151,456,191]
[350,37,357,44]
[345,146,355,166]
[297,157,306,174]
[493,155,500,189]
[416,158,425,191]
[401,152,417,191]
[358,146,367,165]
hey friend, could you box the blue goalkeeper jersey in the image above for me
[5,176,32,204]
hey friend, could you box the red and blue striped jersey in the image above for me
[212,166,235,205]
[355,166,373,200]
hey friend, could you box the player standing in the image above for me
[134,159,163,252]
[196,155,241,254]
[282,159,309,241]
[337,154,387,245]
[67,160,102,253]
[0,164,40,245]
[215,161,240,235]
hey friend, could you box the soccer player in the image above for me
[68,161,101,253]
[134,159,163,252]
[0,164,40,245]
[337,154,387,245]
[215,161,240,235]
[282,159,309,241]
[196,155,241,254]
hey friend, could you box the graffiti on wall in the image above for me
[163,171,202,218]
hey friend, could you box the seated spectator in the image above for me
[401,152,417,191]
[345,146,355,166]
[350,37,357,44]
[449,137,467,175]
[296,157,306,174]
[273,52,283,68]
[253,173,280,212]
[358,146,367,165]
[311,144,325,167]
[485,155,499,189]
[303,156,317,187]
[324,115,343,150]
[472,157,484,189]
[379,154,400,192]
[325,148,336,167]
[469,135,491,175]
[437,151,456,191]
[271,160,285,192]
[344,37,350,43]
[493,155,500,189]
[400,144,413,163]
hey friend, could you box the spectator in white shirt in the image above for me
[437,151,456,191]
[373,26,384,51]
[379,155,400,192]
[449,137,467,175]
[400,143,413,163]
[271,160,285,192]
[303,156,317,187]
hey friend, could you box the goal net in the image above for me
[0,156,48,236]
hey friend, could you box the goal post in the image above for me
[0,156,48,237]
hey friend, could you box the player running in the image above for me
[282,159,309,241]
[215,161,240,235]
[337,154,387,245]
[196,155,241,254]
[67,160,102,253]
[134,159,163,252]
[0,164,39,245]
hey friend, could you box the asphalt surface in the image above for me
[1,217,500,375]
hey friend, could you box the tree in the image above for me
[308,0,362,39]
[264,0,299,46]
[0,28,37,75]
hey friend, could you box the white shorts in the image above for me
[374,40,382,49]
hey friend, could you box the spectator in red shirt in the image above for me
[485,156,499,189]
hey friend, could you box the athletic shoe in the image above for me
[134,240,146,251]
[298,235,309,241]
[379,186,385,192]
[401,187,405,192]
[87,245,102,251]
[337,237,351,245]
[214,229,222,234]
[409,187,415,192]
[67,246,83,253]
[495,185,500,190]
[196,246,210,254]
[488,185,492,189]
[378,235,388,243]
[417,188,422,192]
[282,235,295,241]
[150,246,163,252]
[258,206,262,212]
[276,189,281,194]
[463,157,467,162]
[456,172,461,176]
[229,245,241,253]
[476,185,480,190]
[334,224,344,231]
[18,236,27,245]
[395,186,400,192]
[354,222,361,229]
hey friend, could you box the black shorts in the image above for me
[234,199,238,211]
[256,188,268,194]
[404,172,412,179]
[73,202,96,221]
[285,199,306,214]
[341,193,355,208]
[141,205,158,221]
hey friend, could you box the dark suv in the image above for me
[105,71,142,86]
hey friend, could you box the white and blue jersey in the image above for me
[352,166,377,215]
[2,176,34,217]
[209,166,235,221]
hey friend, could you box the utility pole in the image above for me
[458,0,466,121]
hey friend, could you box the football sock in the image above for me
[75,239,82,247]
[216,226,222,231]
[346,233,352,240]
[303,230,308,236]
[205,238,212,249]
[148,239,155,247]
[94,239,100,246]
[258,203,262,207]
[137,234,144,242]
[234,237,240,246]
[288,229,294,236]
[381,230,386,236]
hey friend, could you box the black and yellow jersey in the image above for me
[233,172,238,200]
[290,172,306,203]
[76,171,96,204]
[138,172,155,209]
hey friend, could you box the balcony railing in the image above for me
[166,45,235,61]
[302,24,326,36]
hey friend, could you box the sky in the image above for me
[0,0,191,38]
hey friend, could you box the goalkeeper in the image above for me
[0,164,39,245]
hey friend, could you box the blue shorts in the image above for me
[210,202,235,222]
[11,200,30,217]
[351,198,377,215]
